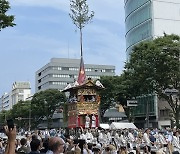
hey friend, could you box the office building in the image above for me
[35,58,115,92]
[125,0,180,57]
[0,81,31,111]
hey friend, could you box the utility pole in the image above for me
[146,101,149,128]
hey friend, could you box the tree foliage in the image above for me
[69,0,94,30]
[0,0,15,31]
[31,89,66,128]
[9,101,30,119]
[5,101,31,129]
[0,110,9,124]
[99,75,134,120]
[124,34,180,127]
[69,0,94,57]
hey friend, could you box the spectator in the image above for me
[0,138,4,154]
[40,139,49,153]
[46,137,65,154]
[17,138,31,154]
[29,138,41,154]
[172,131,180,153]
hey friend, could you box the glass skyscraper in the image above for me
[125,0,180,57]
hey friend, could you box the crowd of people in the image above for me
[0,126,180,154]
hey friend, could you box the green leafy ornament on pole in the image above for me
[0,0,16,31]
[69,0,94,57]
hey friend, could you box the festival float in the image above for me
[63,57,104,128]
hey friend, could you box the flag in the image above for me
[77,57,86,85]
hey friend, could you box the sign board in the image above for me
[127,100,138,107]
[164,88,179,95]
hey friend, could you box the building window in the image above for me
[52,82,67,85]
[18,94,24,101]
[105,69,111,72]
[19,90,24,93]
[62,67,69,70]
[85,68,92,72]
[52,74,70,78]
[69,75,74,78]
[160,109,169,117]
[69,67,79,71]
[57,67,61,70]
[104,69,115,73]
[52,66,62,70]
[87,75,100,79]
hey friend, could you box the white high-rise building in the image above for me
[0,81,31,111]
[125,0,180,57]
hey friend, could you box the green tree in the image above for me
[99,76,116,119]
[8,101,31,129]
[0,110,9,124]
[125,34,180,127]
[69,0,94,57]
[31,89,66,128]
[0,0,15,31]
[99,75,133,121]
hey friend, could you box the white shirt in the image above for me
[158,133,167,145]
[172,135,180,151]
[129,132,135,142]
[143,132,151,146]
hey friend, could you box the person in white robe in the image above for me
[91,114,96,128]
[85,130,93,143]
[172,131,180,153]
[85,115,90,129]
[143,129,152,147]
[128,130,136,150]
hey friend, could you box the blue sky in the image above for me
[0,0,126,95]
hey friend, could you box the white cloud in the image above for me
[10,0,124,24]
